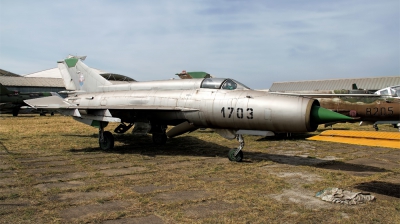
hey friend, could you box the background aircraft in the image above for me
[270,85,400,131]
[0,83,57,116]
[25,56,352,162]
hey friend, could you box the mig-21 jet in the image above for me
[25,56,352,162]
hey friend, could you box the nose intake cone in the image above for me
[311,106,353,124]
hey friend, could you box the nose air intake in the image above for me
[310,106,353,124]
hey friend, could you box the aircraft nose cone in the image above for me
[311,106,353,124]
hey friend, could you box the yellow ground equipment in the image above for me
[307,130,400,149]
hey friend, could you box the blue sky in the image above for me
[0,0,398,89]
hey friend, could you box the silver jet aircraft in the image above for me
[25,56,352,162]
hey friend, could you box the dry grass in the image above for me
[0,114,399,223]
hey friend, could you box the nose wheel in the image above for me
[228,134,244,162]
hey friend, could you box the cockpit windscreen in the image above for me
[201,78,251,90]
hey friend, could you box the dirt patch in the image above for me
[0,187,22,200]
[380,174,400,185]
[375,153,400,164]
[98,167,147,176]
[0,200,30,215]
[274,150,306,156]
[59,201,130,222]
[90,162,135,170]
[199,177,225,182]
[26,166,80,175]
[34,181,86,192]
[265,169,330,209]
[70,153,115,160]
[20,160,71,168]
[269,188,333,209]
[160,161,195,170]
[0,164,13,170]
[0,177,19,187]
[132,185,174,194]
[36,172,90,183]
[119,174,144,181]
[269,171,322,184]
[50,191,115,203]
[0,170,17,178]
[17,156,67,163]
[102,215,164,224]
[153,190,212,203]
[184,201,239,218]
[199,157,229,164]
[347,158,399,170]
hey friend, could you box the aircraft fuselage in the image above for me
[68,87,318,133]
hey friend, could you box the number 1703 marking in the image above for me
[221,107,253,119]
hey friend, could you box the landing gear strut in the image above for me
[99,122,114,150]
[150,124,167,145]
[228,134,244,162]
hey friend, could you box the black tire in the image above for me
[99,131,114,150]
[152,133,167,145]
[228,148,243,162]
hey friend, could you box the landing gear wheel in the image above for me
[228,148,243,162]
[152,133,167,145]
[99,131,114,150]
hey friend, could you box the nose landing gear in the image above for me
[228,134,244,162]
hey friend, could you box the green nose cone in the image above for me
[311,106,353,124]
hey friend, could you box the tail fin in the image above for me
[0,83,12,95]
[57,56,112,93]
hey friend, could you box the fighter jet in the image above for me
[25,56,352,161]
[0,83,56,116]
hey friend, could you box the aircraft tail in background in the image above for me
[57,56,112,93]
[0,83,12,95]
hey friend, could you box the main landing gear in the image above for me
[150,124,167,145]
[228,134,244,162]
[99,123,114,150]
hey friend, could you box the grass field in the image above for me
[0,114,399,223]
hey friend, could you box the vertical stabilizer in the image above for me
[58,56,112,92]
[0,83,12,95]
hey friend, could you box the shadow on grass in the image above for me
[355,181,400,198]
[256,133,315,141]
[69,135,230,159]
[67,133,390,173]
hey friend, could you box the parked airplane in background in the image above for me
[270,85,400,131]
[25,56,352,161]
[0,83,57,116]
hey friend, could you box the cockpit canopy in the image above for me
[200,78,251,90]
[374,85,400,98]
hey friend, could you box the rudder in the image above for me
[58,56,112,93]
[0,83,12,95]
